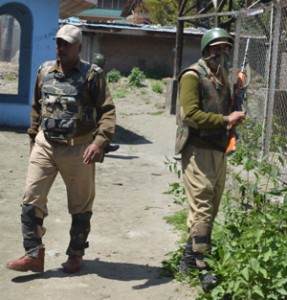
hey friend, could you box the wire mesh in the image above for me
[233,1,287,183]
[187,0,287,182]
[235,10,271,124]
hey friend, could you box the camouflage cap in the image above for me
[55,24,82,44]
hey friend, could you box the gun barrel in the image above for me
[240,38,250,72]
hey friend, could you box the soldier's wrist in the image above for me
[223,116,230,129]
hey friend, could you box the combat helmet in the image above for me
[92,53,106,68]
[201,28,233,54]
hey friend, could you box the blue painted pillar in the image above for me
[0,0,59,127]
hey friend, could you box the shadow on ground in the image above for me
[113,125,151,145]
[11,259,172,290]
[0,124,152,146]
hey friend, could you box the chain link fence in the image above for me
[232,0,287,183]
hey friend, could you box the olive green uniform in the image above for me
[176,59,231,254]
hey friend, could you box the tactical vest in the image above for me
[175,59,231,154]
[39,60,98,140]
[180,59,231,137]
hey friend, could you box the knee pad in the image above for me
[191,223,212,253]
[21,204,44,250]
[68,212,92,251]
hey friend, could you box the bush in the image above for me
[162,127,287,299]
[151,80,163,94]
[128,67,145,87]
[106,69,121,83]
[205,196,287,300]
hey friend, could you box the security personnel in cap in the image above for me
[175,27,245,291]
[6,24,116,274]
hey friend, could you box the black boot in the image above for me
[104,144,119,153]
[195,252,218,292]
[199,272,218,292]
[179,238,197,274]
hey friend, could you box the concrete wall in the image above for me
[81,27,202,77]
[95,33,176,76]
[0,0,59,128]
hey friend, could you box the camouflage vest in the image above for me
[39,60,97,140]
[175,59,231,154]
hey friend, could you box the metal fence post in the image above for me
[262,2,281,157]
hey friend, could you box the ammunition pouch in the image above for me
[41,117,77,140]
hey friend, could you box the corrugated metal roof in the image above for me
[60,19,206,36]
[77,8,123,18]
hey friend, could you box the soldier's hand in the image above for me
[228,111,246,127]
[83,143,103,164]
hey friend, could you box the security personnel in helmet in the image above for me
[93,53,106,69]
[175,28,246,292]
[92,52,119,154]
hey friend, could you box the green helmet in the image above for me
[201,28,233,54]
[92,53,105,68]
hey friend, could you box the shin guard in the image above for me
[21,204,44,252]
[66,212,92,256]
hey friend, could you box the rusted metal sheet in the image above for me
[60,0,96,19]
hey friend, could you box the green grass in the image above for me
[112,89,128,99]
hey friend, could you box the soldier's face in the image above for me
[56,38,81,65]
[205,43,232,73]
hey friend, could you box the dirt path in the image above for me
[0,79,198,300]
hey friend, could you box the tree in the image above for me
[142,0,266,26]
[142,0,180,25]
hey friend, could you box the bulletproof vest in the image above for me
[39,60,96,140]
[180,59,231,137]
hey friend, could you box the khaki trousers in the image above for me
[23,130,95,216]
[181,143,227,251]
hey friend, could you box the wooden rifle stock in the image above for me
[226,73,245,155]
[226,130,237,155]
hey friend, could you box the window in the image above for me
[0,15,20,95]
[97,0,126,9]
[0,2,32,104]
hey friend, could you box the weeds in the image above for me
[128,67,145,87]
[148,111,165,115]
[106,69,121,83]
[112,88,128,99]
[162,120,287,299]
[5,73,16,81]
[151,80,163,94]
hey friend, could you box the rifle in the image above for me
[226,38,250,155]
